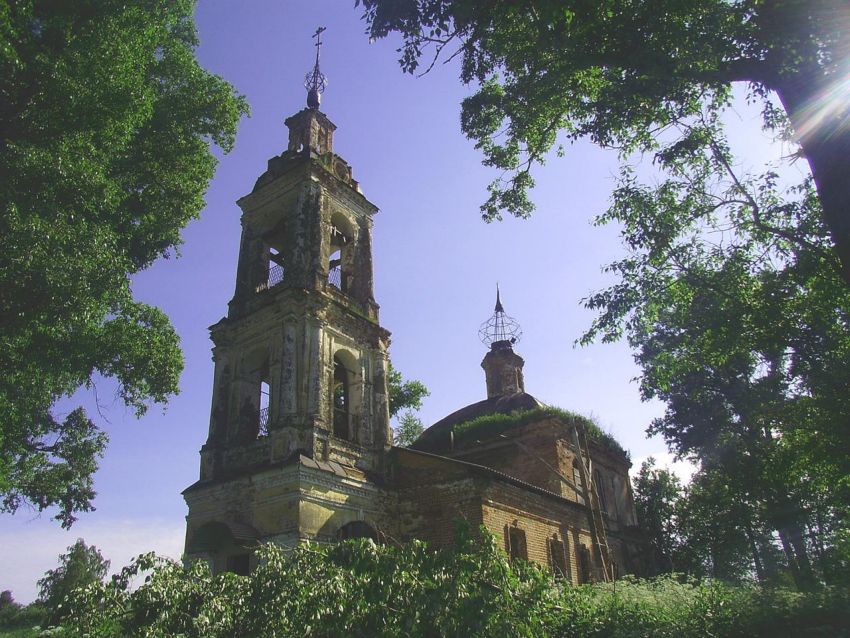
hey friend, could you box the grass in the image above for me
[453,406,628,457]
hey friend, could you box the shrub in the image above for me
[61,530,849,638]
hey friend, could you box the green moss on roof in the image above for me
[451,406,627,458]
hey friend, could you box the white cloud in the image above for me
[0,517,184,605]
[630,451,700,486]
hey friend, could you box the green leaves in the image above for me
[387,362,430,418]
[0,0,247,525]
[61,533,850,637]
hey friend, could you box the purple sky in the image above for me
[2,1,790,602]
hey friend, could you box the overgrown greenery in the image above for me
[452,407,626,457]
[393,410,425,447]
[57,532,850,637]
[387,362,430,418]
[37,539,109,627]
[0,591,45,636]
[0,0,247,527]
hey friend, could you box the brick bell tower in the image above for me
[183,30,392,572]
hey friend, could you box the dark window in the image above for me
[333,359,350,440]
[549,535,569,579]
[578,544,592,584]
[226,553,250,576]
[505,525,528,562]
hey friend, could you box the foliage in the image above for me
[393,410,425,447]
[387,362,430,418]
[61,532,850,637]
[38,539,109,627]
[632,458,683,575]
[578,103,850,588]
[359,0,850,284]
[0,0,247,526]
[0,602,46,634]
[452,406,626,456]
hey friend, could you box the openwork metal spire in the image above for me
[304,26,327,109]
[478,285,522,349]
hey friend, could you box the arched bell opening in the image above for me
[328,213,354,293]
[331,349,361,442]
[232,344,273,442]
[333,356,351,440]
[253,236,286,293]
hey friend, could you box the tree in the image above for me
[393,410,425,447]
[578,110,849,587]
[359,0,850,285]
[632,458,683,575]
[0,0,247,526]
[38,539,110,627]
[387,362,430,418]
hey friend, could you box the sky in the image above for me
[1,1,787,603]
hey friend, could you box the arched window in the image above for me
[549,534,570,579]
[333,356,350,440]
[504,523,528,562]
[328,214,353,293]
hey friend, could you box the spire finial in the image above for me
[304,26,327,109]
[479,286,522,349]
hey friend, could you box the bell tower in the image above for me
[184,31,393,568]
[202,31,390,477]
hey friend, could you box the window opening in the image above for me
[505,525,528,562]
[333,359,350,440]
[549,535,569,578]
[328,249,343,290]
[259,381,270,436]
[328,222,349,292]
[578,544,592,584]
[267,247,284,288]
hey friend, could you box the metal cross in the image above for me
[312,26,326,65]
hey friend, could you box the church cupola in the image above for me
[479,288,526,398]
[286,26,334,156]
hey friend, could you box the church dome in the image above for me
[412,391,544,454]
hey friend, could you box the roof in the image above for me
[413,391,543,453]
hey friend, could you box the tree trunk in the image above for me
[775,69,850,286]
[745,525,766,583]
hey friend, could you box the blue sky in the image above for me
[1,1,790,602]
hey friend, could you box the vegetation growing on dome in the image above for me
[450,407,627,458]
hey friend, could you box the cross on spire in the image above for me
[305,26,327,109]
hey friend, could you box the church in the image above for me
[182,41,646,584]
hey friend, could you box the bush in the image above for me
[0,602,47,632]
[61,530,849,638]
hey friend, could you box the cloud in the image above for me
[0,517,184,605]
[630,451,700,485]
